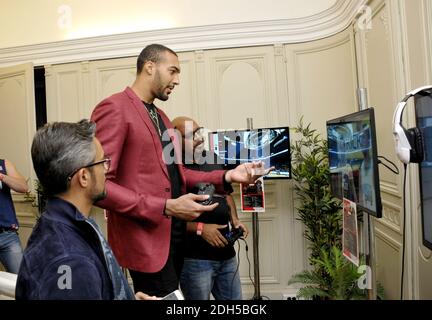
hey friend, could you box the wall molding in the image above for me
[375,226,402,251]
[0,0,366,68]
[379,199,402,234]
[380,180,400,198]
[422,0,432,83]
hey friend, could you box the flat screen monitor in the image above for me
[208,127,291,179]
[326,108,382,218]
[415,90,432,250]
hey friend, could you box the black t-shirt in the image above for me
[143,102,185,255]
[184,153,236,261]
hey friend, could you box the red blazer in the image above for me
[91,87,225,273]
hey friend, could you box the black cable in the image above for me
[242,236,269,300]
[377,155,394,163]
[241,238,255,289]
[378,156,400,175]
[400,163,408,300]
[378,161,399,175]
[230,240,242,297]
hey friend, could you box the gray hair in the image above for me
[31,119,96,197]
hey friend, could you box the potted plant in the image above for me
[288,117,369,300]
[24,179,47,218]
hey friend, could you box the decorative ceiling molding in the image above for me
[0,0,367,67]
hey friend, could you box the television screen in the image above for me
[415,90,432,250]
[208,127,291,179]
[326,108,382,218]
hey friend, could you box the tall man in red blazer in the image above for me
[91,44,271,297]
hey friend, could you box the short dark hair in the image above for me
[31,119,96,197]
[136,44,177,74]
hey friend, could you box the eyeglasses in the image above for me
[67,157,111,181]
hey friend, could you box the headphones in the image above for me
[393,85,432,164]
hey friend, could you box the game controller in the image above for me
[194,183,215,205]
[224,227,244,245]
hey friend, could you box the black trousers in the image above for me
[129,249,184,297]
[129,218,185,297]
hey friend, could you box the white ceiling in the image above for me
[0,0,368,67]
[1,0,338,48]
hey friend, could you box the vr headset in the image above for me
[392,85,432,164]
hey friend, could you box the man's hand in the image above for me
[232,219,249,239]
[225,161,274,184]
[135,291,160,300]
[201,224,229,248]
[165,193,219,221]
[0,160,29,193]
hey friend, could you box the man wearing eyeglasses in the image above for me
[172,116,249,300]
[91,44,272,297]
[15,120,155,300]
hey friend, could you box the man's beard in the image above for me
[154,70,169,101]
[91,189,107,203]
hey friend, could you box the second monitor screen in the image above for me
[326,108,382,218]
[208,127,291,179]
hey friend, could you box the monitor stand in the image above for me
[247,117,263,300]
[358,208,377,300]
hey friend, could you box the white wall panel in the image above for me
[286,29,358,135]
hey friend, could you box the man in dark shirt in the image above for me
[172,116,249,300]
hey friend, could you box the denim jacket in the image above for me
[15,197,134,300]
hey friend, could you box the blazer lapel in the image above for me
[124,87,170,180]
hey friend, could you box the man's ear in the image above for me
[77,168,90,188]
[143,61,154,75]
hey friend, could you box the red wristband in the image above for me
[196,222,204,236]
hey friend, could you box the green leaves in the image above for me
[291,117,342,263]
[289,118,366,300]
[289,246,366,300]
[23,179,46,217]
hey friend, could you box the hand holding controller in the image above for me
[224,226,244,245]
[194,183,216,205]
